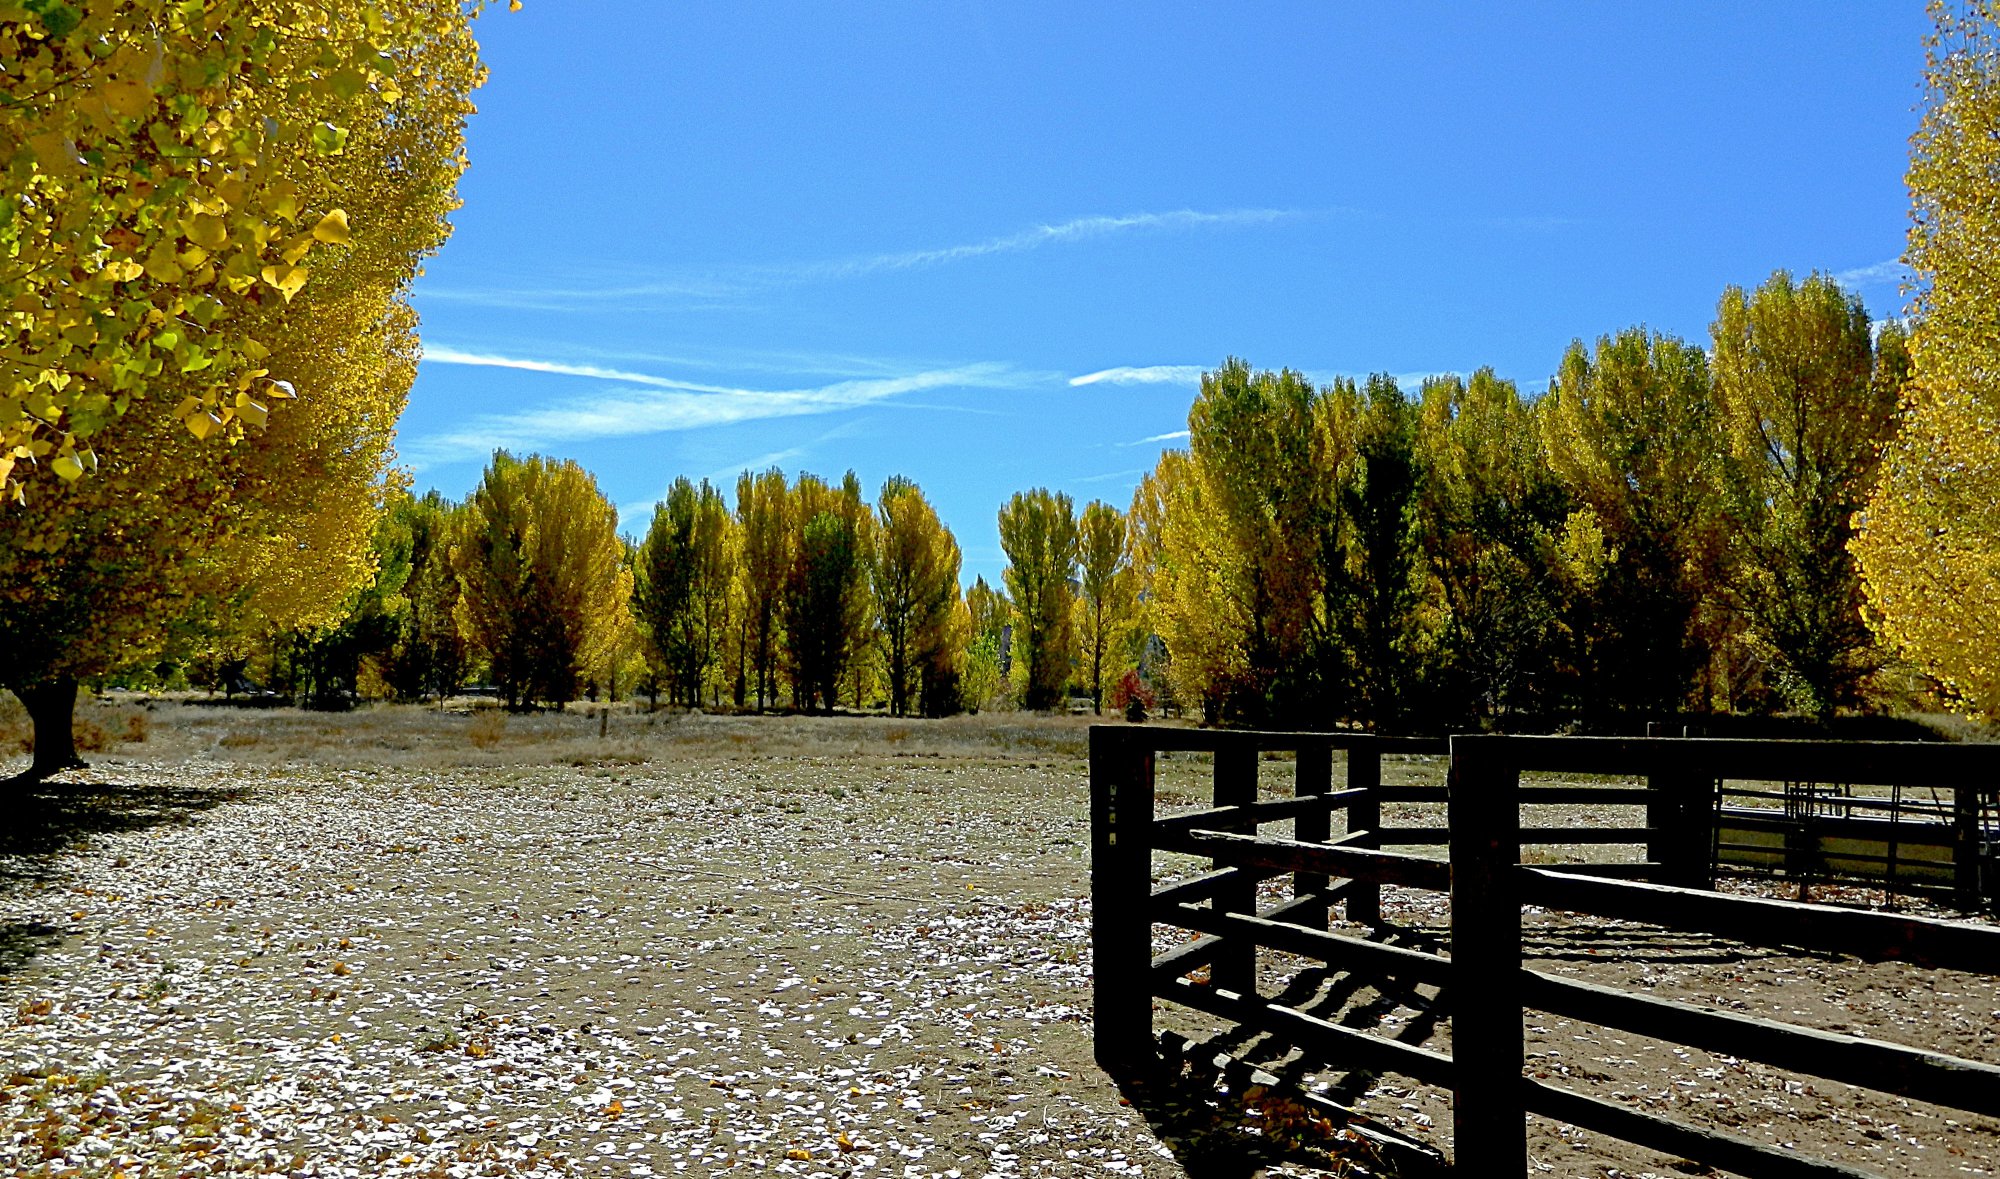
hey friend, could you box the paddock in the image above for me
[1090,728,2000,1177]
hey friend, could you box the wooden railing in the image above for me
[1089,727,2000,1178]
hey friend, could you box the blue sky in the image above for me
[403,2,1930,586]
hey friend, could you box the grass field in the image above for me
[2,700,1997,1178]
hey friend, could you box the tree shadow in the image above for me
[0,776,246,976]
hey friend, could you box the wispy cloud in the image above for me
[1072,364,1464,392]
[424,345,740,393]
[1836,259,1911,287]
[1069,365,1207,387]
[434,341,921,382]
[790,208,1295,282]
[1118,429,1190,447]
[407,346,1028,469]
[1072,468,1150,485]
[417,208,1299,312]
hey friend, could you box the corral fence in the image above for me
[1089,728,2000,1177]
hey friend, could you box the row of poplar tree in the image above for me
[1141,272,1908,731]
[247,267,1917,731]
[241,457,1145,718]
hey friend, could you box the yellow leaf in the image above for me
[98,78,154,118]
[28,132,81,172]
[785,1149,812,1161]
[144,249,185,285]
[260,264,309,301]
[311,209,352,246]
[186,214,228,250]
[185,411,222,441]
[100,260,144,283]
[51,452,84,482]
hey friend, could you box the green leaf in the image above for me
[34,1,81,40]
[311,122,349,155]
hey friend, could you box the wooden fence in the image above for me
[1090,727,2000,1178]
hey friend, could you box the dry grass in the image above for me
[8,697,1111,778]
[0,694,150,759]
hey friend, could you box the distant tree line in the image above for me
[224,459,1017,716]
[198,270,1955,731]
[1138,272,1909,731]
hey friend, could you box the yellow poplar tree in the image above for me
[998,487,1078,711]
[871,476,957,717]
[1142,448,1242,717]
[1541,329,1726,719]
[782,471,870,713]
[2,1,481,779]
[453,452,629,711]
[1712,272,1907,718]
[1073,499,1132,714]
[1145,361,1337,723]
[1855,1,2000,714]
[1,0,490,499]
[735,467,791,710]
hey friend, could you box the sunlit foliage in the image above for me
[1855,1,2000,715]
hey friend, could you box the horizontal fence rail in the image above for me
[1090,725,2000,1178]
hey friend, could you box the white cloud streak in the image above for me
[408,346,1025,469]
[790,208,1294,282]
[1119,430,1190,447]
[1836,259,1911,287]
[1072,468,1151,485]
[1069,365,1207,387]
[417,208,1298,311]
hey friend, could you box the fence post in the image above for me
[1646,740,1712,890]
[1954,783,1981,913]
[1091,725,1157,1076]
[1293,741,1334,929]
[1450,734,1525,1170]
[1347,741,1382,925]
[1213,742,1258,997]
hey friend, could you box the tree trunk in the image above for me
[13,677,87,783]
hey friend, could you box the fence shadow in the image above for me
[0,777,246,976]
[1108,1057,1449,1179]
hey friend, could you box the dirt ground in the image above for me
[2,701,1997,1178]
